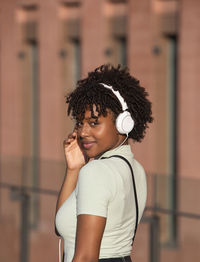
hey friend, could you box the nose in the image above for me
[79,123,90,138]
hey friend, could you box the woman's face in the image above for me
[76,106,125,158]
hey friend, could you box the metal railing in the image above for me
[1,181,200,262]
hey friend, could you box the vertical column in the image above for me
[59,3,81,92]
[104,1,127,67]
[0,2,22,261]
[0,0,22,158]
[178,0,200,178]
[81,0,105,76]
[39,0,63,160]
[128,0,155,173]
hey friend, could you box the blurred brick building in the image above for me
[0,0,200,262]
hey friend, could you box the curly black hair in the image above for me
[66,64,153,142]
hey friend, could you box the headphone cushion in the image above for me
[116,111,134,134]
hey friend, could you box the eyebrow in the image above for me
[84,116,98,121]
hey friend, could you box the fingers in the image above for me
[63,130,77,146]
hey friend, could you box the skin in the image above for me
[56,106,127,262]
[77,108,126,159]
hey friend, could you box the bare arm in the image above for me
[56,131,85,213]
[56,168,80,212]
[72,215,106,262]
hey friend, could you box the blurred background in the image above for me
[0,0,200,261]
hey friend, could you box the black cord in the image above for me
[101,155,139,244]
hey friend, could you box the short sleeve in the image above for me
[75,160,114,217]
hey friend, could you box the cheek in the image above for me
[106,121,118,135]
[96,122,118,141]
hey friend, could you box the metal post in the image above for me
[149,215,160,262]
[20,192,30,262]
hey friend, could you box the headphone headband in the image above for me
[100,83,128,111]
[100,83,134,134]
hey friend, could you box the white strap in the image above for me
[100,83,128,111]
[59,238,62,262]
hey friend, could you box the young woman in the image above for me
[55,64,153,262]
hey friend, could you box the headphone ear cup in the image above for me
[116,111,134,134]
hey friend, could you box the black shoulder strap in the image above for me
[101,155,139,244]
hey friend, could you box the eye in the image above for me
[76,121,83,128]
[89,121,99,127]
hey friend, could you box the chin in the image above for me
[84,150,94,158]
[84,150,100,159]
[85,152,96,159]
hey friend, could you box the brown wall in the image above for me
[1,0,200,262]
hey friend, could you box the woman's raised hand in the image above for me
[63,131,86,171]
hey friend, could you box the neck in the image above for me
[115,134,128,148]
[94,136,128,160]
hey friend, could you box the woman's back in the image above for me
[56,145,147,261]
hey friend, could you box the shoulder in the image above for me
[76,159,116,202]
[133,158,146,177]
[80,159,112,173]
[78,159,114,182]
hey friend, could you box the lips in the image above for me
[81,141,96,150]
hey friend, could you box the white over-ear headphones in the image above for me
[100,83,134,135]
